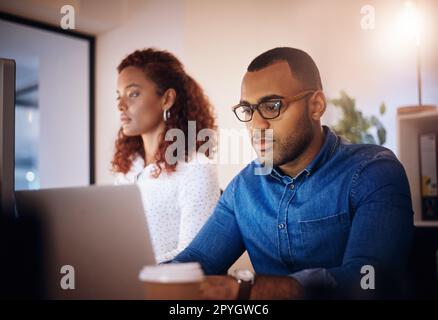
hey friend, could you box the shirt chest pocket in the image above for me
[298,212,350,266]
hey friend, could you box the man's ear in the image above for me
[162,88,176,111]
[308,91,326,121]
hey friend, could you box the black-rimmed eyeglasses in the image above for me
[232,90,316,122]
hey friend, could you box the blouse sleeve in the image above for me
[114,172,132,185]
[157,160,220,261]
[113,156,143,185]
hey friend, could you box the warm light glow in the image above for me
[398,1,423,45]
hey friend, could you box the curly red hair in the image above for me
[111,48,217,177]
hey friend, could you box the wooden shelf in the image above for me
[397,110,438,227]
[413,220,438,227]
[398,110,438,121]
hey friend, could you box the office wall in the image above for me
[95,0,438,188]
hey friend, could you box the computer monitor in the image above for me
[0,58,15,219]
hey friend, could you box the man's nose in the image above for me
[250,110,270,130]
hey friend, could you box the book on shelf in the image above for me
[420,133,438,220]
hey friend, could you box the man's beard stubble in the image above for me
[271,113,314,167]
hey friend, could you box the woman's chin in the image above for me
[122,126,139,136]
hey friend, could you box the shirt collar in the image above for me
[270,125,339,182]
[304,125,339,175]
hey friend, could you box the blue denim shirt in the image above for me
[173,126,414,294]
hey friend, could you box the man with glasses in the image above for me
[171,47,413,299]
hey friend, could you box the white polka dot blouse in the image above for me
[114,153,220,263]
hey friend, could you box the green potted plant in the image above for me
[329,91,386,145]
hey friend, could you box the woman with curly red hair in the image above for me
[112,48,220,263]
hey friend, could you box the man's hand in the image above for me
[250,275,304,300]
[200,275,239,300]
[200,275,304,300]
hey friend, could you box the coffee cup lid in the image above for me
[139,262,204,283]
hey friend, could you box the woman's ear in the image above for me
[162,88,176,111]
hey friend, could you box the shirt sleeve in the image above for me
[172,174,246,275]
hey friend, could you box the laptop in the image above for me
[14,184,156,299]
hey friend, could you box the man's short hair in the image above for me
[247,47,323,91]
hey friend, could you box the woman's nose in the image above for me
[118,98,127,111]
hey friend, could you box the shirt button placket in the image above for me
[282,181,296,262]
[278,181,295,263]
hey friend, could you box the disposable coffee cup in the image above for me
[139,262,204,300]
